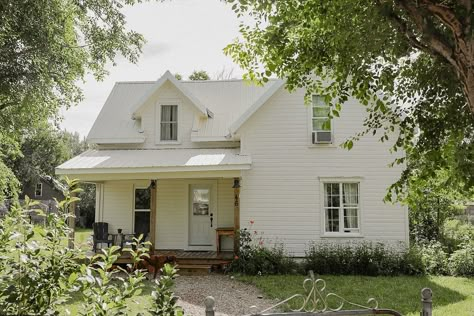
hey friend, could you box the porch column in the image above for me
[149,180,157,254]
[232,178,241,254]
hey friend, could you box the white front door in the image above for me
[189,185,214,247]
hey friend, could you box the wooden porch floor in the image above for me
[155,250,234,260]
[99,249,233,264]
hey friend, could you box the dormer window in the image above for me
[160,105,178,141]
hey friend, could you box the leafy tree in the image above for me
[9,123,71,187]
[224,0,474,198]
[406,169,469,244]
[188,70,211,80]
[174,73,183,80]
[0,0,148,200]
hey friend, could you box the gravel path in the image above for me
[173,274,278,316]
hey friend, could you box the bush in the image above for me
[304,242,413,276]
[442,219,474,253]
[149,264,183,316]
[418,242,449,275]
[230,226,297,275]
[0,181,82,315]
[448,242,474,276]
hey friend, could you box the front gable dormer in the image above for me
[130,71,208,119]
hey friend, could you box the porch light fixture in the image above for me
[232,179,240,188]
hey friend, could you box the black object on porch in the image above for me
[92,222,115,251]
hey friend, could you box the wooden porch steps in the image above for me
[176,264,213,275]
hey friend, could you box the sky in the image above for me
[60,0,246,137]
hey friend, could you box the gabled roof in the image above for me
[87,76,285,144]
[130,71,208,118]
[229,79,285,134]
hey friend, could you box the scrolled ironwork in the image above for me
[251,272,380,315]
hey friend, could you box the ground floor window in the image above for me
[134,188,150,239]
[324,182,360,233]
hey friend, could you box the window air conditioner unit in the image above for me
[312,131,332,144]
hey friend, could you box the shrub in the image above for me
[402,245,425,275]
[73,239,149,316]
[448,242,474,276]
[149,263,183,316]
[418,241,449,275]
[230,224,297,275]
[442,219,474,253]
[0,181,82,315]
[304,242,411,276]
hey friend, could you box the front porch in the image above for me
[113,249,234,273]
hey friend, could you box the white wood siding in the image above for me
[99,178,235,250]
[238,87,409,256]
[137,81,238,149]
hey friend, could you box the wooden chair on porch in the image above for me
[92,222,115,252]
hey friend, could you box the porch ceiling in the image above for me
[55,148,251,180]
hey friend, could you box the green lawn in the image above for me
[74,228,93,251]
[238,275,474,316]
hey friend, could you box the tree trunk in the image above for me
[391,0,474,113]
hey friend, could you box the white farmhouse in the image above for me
[56,71,408,257]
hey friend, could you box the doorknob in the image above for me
[210,213,214,227]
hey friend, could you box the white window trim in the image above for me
[319,177,363,237]
[34,183,43,197]
[155,99,181,145]
[307,96,336,148]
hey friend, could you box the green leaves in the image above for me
[225,0,474,199]
[0,189,82,315]
[149,264,183,316]
[0,0,146,200]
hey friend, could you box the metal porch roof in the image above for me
[56,149,251,174]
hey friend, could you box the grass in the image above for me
[74,227,93,250]
[62,279,156,315]
[238,274,474,316]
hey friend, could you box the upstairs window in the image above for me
[312,95,332,143]
[34,183,43,197]
[324,182,359,234]
[160,105,178,141]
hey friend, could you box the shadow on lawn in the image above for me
[240,274,471,315]
[323,275,467,315]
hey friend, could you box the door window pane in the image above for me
[192,189,209,215]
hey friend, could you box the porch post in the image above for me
[68,191,76,249]
[232,178,241,254]
[149,180,157,254]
